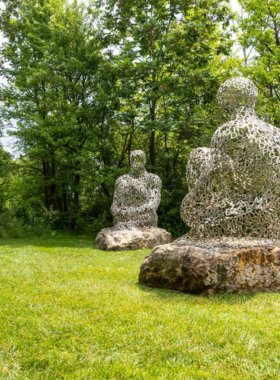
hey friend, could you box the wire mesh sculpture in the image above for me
[111,150,162,230]
[180,77,280,246]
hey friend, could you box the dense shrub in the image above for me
[0,213,50,239]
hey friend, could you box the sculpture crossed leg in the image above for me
[140,78,280,294]
[95,150,171,251]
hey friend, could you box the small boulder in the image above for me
[95,227,172,251]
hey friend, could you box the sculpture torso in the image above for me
[212,112,280,192]
[115,173,154,207]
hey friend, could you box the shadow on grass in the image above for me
[136,283,257,304]
[0,237,152,256]
[0,236,97,249]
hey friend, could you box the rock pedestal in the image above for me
[95,227,172,251]
[139,242,280,295]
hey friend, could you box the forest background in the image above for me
[0,0,279,238]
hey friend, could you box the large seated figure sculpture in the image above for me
[181,77,280,242]
[95,150,171,251]
[139,78,280,294]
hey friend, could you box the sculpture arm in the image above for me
[110,178,137,217]
[135,177,161,213]
[110,180,123,217]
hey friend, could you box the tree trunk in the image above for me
[43,161,50,210]
[149,100,157,172]
[149,130,156,169]
[63,192,68,212]
[71,174,80,231]
[128,132,133,165]
[50,158,56,209]
[101,182,110,198]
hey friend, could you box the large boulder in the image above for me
[95,227,172,251]
[139,242,280,294]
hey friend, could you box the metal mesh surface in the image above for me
[181,78,280,243]
[111,150,162,230]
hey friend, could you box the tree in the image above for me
[96,0,233,170]
[0,0,235,236]
[0,0,118,230]
[0,146,11,213]
[92,0,234,235]
[238,0,280,126]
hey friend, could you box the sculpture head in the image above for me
[217,77,258,117]
[130,150,146,175]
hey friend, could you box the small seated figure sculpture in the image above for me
[95,150,171,250]
[111,150,161,229]
[181,77,280,242]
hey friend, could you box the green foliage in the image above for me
[238,0,280,126]
[0,0,235,236]
[98,0,233,166]
[92,0,234,236]
[1,236,280,378]
[0,0,118,231]
[0,213,48,238]
[0,147,11,213]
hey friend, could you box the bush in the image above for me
[0,213,50,239]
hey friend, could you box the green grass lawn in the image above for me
[0,236,280,380]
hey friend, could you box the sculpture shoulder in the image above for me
[212,118,280,147]
[115,172,161,187]
[262,121,280,142]
[212,121,235,140]
[146,173,162,188]
[115,174,130,187]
